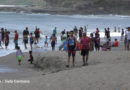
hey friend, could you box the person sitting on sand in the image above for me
[51,34,57,51]
[114,39,119,47]
[80,32,91,66]
[16,46,24,65]
[28,51,33,64]
[95,34,100,51]
[66,31,77,68]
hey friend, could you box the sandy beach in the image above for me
[0,41,130,90]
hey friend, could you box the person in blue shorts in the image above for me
[66,31,77,68]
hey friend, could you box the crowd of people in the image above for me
[0,26,130,66]
[59,26,130,67]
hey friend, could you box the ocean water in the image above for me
[0,12,130,57]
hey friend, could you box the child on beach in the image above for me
[102,43,107,51]
[16,46,24,65]
[44,36,48,47]
[106,39,111,51]
[114,39,119,47]
[28,51,33,64]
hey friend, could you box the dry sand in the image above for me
[0,42,130,90]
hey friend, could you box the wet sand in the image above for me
[0,41,130,90]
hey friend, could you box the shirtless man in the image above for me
[51,34,57,51]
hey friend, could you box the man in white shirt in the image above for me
[126,27,130,51]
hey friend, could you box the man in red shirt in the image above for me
[14,30,19,49]
[80,32,91,66]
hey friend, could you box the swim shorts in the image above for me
[17,56,22,61]
[68,50,76,57]
[81,49,89,56]
[51,41,55,47]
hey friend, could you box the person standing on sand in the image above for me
[14,30,19,49]
[28,50,33,64]
[16,46,24,65]
[126,27,130,51]
[51,34,57,51]
[80,32,91,66]
[66,31,77,68]
[95,34,100,51]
